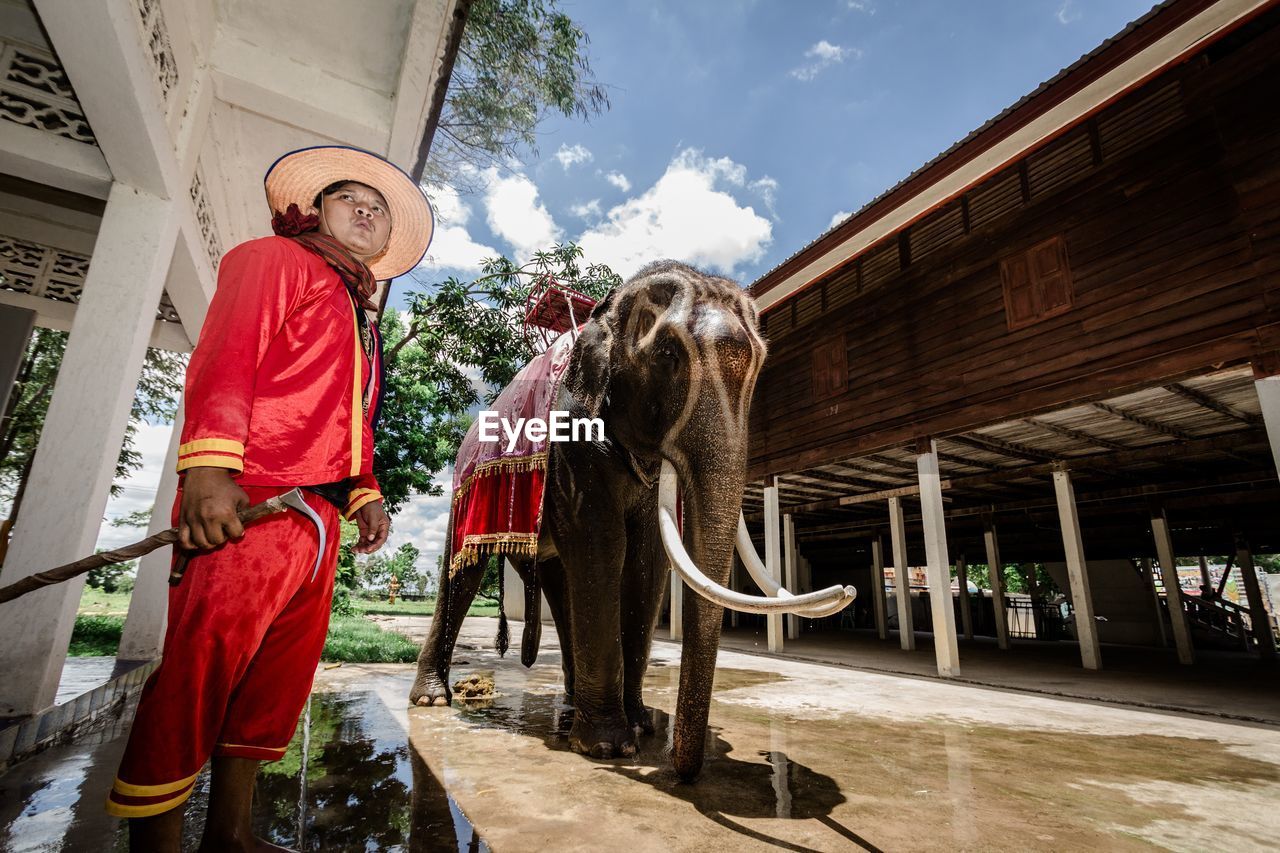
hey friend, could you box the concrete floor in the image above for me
[2,617,1279,851]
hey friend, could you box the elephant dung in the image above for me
[452,673,496,699]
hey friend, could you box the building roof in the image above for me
[749,0,1275,314]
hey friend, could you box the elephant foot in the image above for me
[626,703,655,736]
[568,715,637,759]
[409,670,451,707]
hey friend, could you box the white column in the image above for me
[1150,510,1194,665]
[870,534,888,640]
[956,554,973,641]
[1140,557,1169,648]
[0,184,177,715]
[764,479,783,652]
[1053,468,1102,670]
[1236,539,1277,659]
[117,409,182,660]
[983,517,1010,650]
[500,558,525,621]
[1255,374,1280,479]
[783,514,799,640]
[668,560,683,642]
[918,440,960,677]
[889,496,915,650]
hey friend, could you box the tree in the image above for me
[360,543,423,594]
[426,0,609,192]
[374,243,620,512]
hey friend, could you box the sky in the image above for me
[97,0,1158,579]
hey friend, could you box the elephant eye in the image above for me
[657,343,678,362]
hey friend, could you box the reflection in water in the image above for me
[249,691,489,852]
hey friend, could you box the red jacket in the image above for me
[176,236,382,519]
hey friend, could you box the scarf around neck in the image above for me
[271,203,379,311]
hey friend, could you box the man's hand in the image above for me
[179,467,250,550]
[353,500,390,554]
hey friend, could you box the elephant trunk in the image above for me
[670,461,743,781]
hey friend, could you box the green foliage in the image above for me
[428,0,608,190]
[110,507,155,529]
[68,615,123,656]
[374,243,620,512]
[360,542,422,593]
[86,557,136,594]
[949,563,1054,595]
[321,616,421,663]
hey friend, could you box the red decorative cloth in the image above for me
[450,330,577,574]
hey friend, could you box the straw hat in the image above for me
[264,145,433,280]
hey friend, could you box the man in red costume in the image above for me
[105,146,433,852]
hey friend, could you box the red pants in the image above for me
[106,485,339,818]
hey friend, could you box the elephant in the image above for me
[409,261,854,780]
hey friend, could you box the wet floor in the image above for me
[2,620,1280,851]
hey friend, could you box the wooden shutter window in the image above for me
[1000,235,1074,330]
[812,336,847,402]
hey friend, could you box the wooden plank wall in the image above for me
[749,13,1280,482]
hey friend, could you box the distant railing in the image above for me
[1003,597,1071,641]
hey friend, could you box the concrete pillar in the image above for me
[117,410,182,660]
[956,554,973,641]
[501,558,524,620]
[668,557,683,642]
[888,496,915,650]
[917,440,960,677]
[0,184,177,715]
[1235,538,1277,659]
[783,514,799,640]
[870,534,888,640]
[1052,467,1102,670]
[1150,509,1194,665]
[764,479,782,652]
[982,517,1010,650]
[0,304,36,412]
[1140,557,1169,648]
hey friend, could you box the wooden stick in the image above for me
[0,494,291,605]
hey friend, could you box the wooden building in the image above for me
[743,0,1280,674]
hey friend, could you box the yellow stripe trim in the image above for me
[350,307,363,478]
[111,770,201,797]
[105,783,197,818]
[176,454,243,474]
[178,439,244,456]
[346,488,380,504]
[343,491,382,520]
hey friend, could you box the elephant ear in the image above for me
[565,288,619,418]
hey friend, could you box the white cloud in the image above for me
[578,148,773,279]
[604,171,632,193]
[790,40,859,81]
[380,467,454,590]
[420,184,499,272]
[569,199,602,219]
[483,169,563,259]
[847,0,874,13]
[554,143,593,170]
[750,176,779,219]
[96,421,174,551]
[828,210,852,230]
[1056,0,1080,24]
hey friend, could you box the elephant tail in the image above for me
[520,565,541,668]
[495,557,510,657]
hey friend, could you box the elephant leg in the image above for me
[410,560,484,707]
[621,502,666,737]
[554,526,632,758]
[537,557,575,700]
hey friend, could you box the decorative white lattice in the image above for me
[0,235,177,322]
[133,0,178,105]
[190,164,222,272]
[0,40,95,144]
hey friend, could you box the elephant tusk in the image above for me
[735,514,856,618]
[659,461,856,615]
